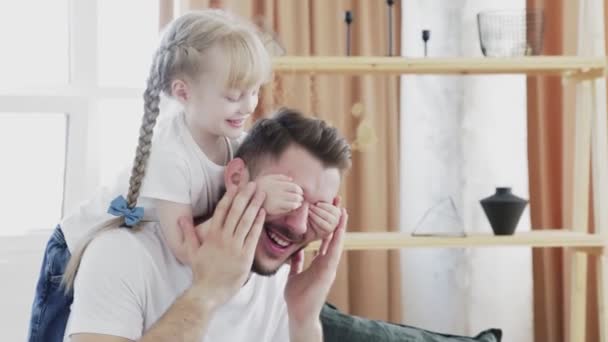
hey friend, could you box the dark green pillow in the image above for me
[320,303,502,342]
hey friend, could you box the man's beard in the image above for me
[251,246,305,277]
[251,258,282,276]
[251,222,307,276]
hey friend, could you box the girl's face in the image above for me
[176,46,262,139]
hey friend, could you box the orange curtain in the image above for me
[526,2,566,342]
[169,0,403,323]
[527,0,600,341]
[159,0,173,29]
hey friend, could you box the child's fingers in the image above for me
[275,181,303,195]
[280,202,302,212]
[308,217,322,235]
[311,205,340,229]
[309,210,333,233]
[280,192,303,205]
[314,202,341,217]
[266,174,293,182]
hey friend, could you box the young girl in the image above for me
[28,9,341,342]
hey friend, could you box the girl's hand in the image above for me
[256,174,304,216]
[308,197,342,239]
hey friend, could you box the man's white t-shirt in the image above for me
[61,111,240,251]
[64,223,290,341]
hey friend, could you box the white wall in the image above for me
[400,1,533,341]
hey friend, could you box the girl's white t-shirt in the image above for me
[61,111,240,251]
[64,223,290,341]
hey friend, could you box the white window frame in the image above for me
[0,0,147,238]
[0,3,158,339]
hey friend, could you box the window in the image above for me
[98,0,159,87]
[0,114,66,235]
[98,99,143,185]
[1,3,163,341]
[0,0,69,90]
[0,0,160,235]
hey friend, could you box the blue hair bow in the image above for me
[107,195,144,227]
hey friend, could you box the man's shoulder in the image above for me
[82,224,164,270]
[80,229,139,273]
[87,226,143,252]
[68,226,167,341]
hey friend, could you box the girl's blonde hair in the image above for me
[62,9,271,290]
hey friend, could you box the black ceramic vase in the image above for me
[480,187,528,235]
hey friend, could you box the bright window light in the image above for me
[98,99,144,185]
[98,0,160,87]
[0,113,66,235]
[0,0,69,90]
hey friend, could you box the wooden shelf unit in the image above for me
[306,230,606,251]
[273,56,606,77]
[273,55,608,342]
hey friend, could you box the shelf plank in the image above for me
[306,230,607,251]
[273,56,606,76]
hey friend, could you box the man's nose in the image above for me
[283,202,309,237]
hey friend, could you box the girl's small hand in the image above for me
[308,197,342,240]
[256,174,304,216]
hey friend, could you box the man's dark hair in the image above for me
[235,108,352,177]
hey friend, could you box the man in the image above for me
[65,107,348,342]
[65,108,501,342]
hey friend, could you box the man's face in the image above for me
[250,145,341,276]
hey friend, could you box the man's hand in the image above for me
[284,208,347,341]
[178,182,266,311]
[256,174,304,216]
[71,185,265,342]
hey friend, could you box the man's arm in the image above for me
[289,320,324,342]
[69,184,265,342]
[70,184,265,342]
[66,230,218,342]
[284,209,348,342]
[71,287,215,342]
[138,286,215,341]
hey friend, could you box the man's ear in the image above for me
[170,79,190,104]
[225,158,250,188]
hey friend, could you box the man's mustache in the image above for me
[193,215,307,244]
[264,222,305,243]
